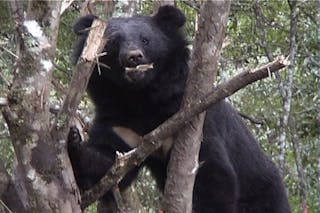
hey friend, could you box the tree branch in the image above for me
[81,55,289,208]
[51,18,108,140]
[238,111,264,125]
[163,1,230,212]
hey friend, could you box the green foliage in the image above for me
[222,1,318,212]
[0,2,14,93]
[136,167,162,212]
[55,5,80,85]
[0,2,15,172]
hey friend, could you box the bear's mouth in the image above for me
[125,63,154,72]
[124,63,154,82]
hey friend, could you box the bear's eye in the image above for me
[141,37,149,45]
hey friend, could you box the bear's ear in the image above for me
[73,15,98,35]
[153,6,186,31]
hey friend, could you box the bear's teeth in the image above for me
[125,63,153,72]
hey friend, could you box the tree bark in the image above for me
[0,160,26,212]
[3,1,82,212]
[290,119,308,212]
[286,1,309,211]
[163,1,231,212]
[276,0,298,174]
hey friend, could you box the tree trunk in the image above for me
[163,1,231,212]
[3,1,82,212]
[286,1,308,211]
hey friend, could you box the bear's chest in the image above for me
[95,93,179,134]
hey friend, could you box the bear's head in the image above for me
[74,6,187,87]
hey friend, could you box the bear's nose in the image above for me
[127,50,144,64]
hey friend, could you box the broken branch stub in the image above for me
[80,19,108,63]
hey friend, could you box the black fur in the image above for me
[68,6,291,213]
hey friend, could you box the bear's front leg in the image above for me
[67,126,115,191]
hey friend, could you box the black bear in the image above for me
[68,6,291,213]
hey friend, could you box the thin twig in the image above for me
[238,111,264,125]
[0,46,18,59]
[0,200,13,213]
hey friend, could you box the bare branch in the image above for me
[238,111,264,125]
[253,2,274,61]
[277,0,300,174]
[51,18,107,140]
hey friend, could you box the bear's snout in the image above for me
[122,49,145,67]
[127,50,144,65]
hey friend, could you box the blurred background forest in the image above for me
[0,0,318,212]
